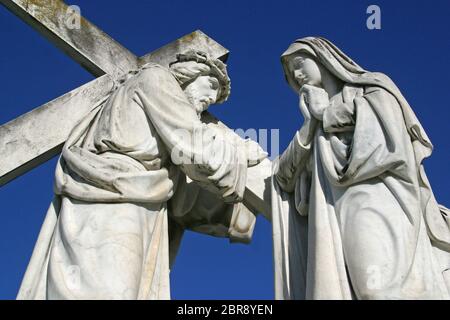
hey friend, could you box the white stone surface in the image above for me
[17,53,270,300]
[272,36,450,300]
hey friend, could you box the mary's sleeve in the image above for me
[322,101,355,133]
[133,65,247,203]
[275,130,312,193]
[335,87,411,185]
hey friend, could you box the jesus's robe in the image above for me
[17,63,263,300]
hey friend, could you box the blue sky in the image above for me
[0,0,449,299]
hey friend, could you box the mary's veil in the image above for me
[280,37,450,251]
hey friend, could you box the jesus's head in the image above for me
[169,50,230,115]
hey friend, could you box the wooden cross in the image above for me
[0,0,271,217]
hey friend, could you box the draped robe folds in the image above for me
[272,84,450,300]
[18,63,264,300]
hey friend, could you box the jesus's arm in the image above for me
[133,64,247,203]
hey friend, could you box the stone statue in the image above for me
[272,37,450,299]
[18,50,266,300]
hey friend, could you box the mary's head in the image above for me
[280,36,433,160]
[281,39,348,97]
[285,52,332,90]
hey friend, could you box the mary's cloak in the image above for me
[273,37,450,299]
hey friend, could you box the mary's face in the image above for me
[287,53,323,89]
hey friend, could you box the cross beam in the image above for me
[0,0,137,78]
[0,0,228,186]
[0,0,271,217]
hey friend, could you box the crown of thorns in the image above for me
[170,50,231,104]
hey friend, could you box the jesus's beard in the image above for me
[183,86,209,116]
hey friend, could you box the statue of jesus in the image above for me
[18,50,265,300]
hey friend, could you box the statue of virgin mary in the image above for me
[272,37,450,299]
